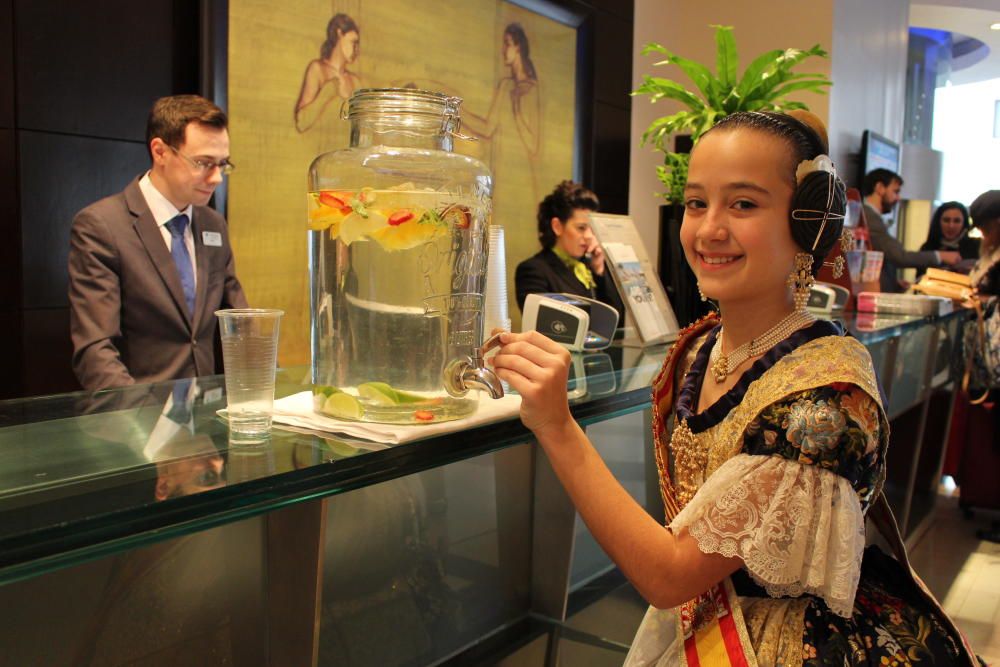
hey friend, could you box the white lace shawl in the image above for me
[670,453,865,619]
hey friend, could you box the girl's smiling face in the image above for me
[680,128,800,310]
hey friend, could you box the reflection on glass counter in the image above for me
[0,348,666,584]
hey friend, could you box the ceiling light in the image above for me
[991,22,1000,30]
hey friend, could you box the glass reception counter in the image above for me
[0,309,965,666]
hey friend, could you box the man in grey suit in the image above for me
[69,95,249,390]
[862,168,960,293]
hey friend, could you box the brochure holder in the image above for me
[590,213,679,347]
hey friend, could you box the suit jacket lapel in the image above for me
[190,208,210,331]
[125,179,193,330]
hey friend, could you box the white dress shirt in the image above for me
[139,172,197,286]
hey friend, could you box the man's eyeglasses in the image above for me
[167,144,236,175]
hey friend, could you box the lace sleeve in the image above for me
[670,453,865,618]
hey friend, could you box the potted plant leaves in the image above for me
[633,24,832,324]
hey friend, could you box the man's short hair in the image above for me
[146,95,227,158]
[862,168,903,197]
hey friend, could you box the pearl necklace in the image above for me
[709,310,816,383]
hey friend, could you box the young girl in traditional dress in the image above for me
[491,111,980,666]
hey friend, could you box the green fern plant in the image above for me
[633,25,833,204]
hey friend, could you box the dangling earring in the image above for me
[787,253,814,310]
[821,228,853,279]
[697,284,707,302]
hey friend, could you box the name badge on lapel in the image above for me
[202,231,223,247]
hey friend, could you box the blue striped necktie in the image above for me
[167,377,193,425]
[165,213,196,316]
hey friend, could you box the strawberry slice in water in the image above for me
[318,191,353,213]
[388,209,415,226]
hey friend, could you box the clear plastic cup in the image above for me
[845,200,862,229]
[845,250,865,283]
[215,308,283,443]
[862,251,884,283]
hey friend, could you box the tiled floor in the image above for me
[907,489,1000,664]
[492,487,1000,665]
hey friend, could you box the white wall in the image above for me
[828,0,910,187]
[933,77,1000,204]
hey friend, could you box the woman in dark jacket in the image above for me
[918,201,979,276]
[514,180,624,317]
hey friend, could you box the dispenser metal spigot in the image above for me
[443,332,505,399]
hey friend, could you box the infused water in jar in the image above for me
[308,89,501,424]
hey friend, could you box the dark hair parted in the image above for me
[504,23,537,81]
[924,201,970,247]
[705,110,847,275]
[862,168,903,197]
[146,95,227,159]
[537,180,599,249]
[321,13,359,60]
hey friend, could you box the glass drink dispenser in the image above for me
[308,89,503,424]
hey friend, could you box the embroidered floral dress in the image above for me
[625,319,973,666]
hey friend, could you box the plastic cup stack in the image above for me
[483,225,510,338]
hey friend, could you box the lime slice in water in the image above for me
[393,389,435,404]
[323,392,363,420]
[358,382,398,405]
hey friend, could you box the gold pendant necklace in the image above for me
[670,417,704,508]
[709,310,815,383]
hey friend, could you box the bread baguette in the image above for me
[913,279,972,301]
[923,267,971,287]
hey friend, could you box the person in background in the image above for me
[69,95,248,391]
[918,201,979,276]
[514,180,624,318]
[862,168,961,292]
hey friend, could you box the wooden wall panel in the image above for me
[0,129,17,312]
[590,0,632,20]
[592,9,633,107]
[589,8,632,214]
[591,101,631,215]
[19,131,148,309]
[0,316,21,399]
[14,0,180,140]
[0,0,12,129]
[20,307,76,395]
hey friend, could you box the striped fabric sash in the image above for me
[650,313,758,666]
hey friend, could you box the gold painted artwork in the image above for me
[228,0,577,365]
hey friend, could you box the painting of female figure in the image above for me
[465,22,542,219]
[294,13,361,133]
